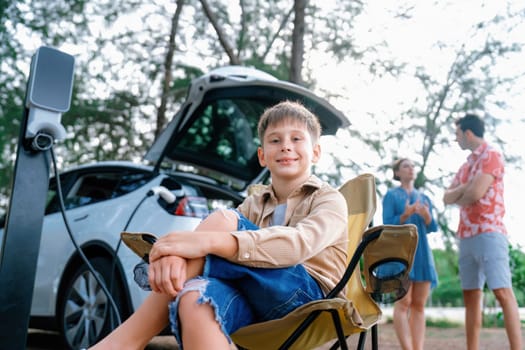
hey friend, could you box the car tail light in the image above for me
[174,196,209,218]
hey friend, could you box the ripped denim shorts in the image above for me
[166,209,324,349]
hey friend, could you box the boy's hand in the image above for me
[150,231,211,262]
[148,255,187,297]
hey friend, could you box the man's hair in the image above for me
[455,113,485,138]
[392,158,409,181]
[257,100,322,144]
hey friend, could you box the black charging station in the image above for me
[0,46,75,348]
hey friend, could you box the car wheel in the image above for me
[57,256,127,349]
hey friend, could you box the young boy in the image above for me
[90,100,349,350]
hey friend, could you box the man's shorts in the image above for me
[458,232,512,290]
[168,209,324,349]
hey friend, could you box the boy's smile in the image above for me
[276,156,297,164]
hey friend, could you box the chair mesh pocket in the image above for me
[367,259,411,304]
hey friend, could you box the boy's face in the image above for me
[257,119,320,182]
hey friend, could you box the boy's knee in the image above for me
[204,209,239,230]
[178,290,202,316]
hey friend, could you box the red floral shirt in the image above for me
[451,142,506,238]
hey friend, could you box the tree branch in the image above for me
[199,0,240,65]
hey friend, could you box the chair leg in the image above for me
[357,330,367,350]
[329,310,348,350]
[371,324,378,350]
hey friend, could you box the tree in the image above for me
[2,2,524,262]
[328,3,525,251]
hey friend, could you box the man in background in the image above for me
[443,113,522,350]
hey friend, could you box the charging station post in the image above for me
[0,46,74,348]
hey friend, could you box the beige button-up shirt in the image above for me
[230,175,348,295]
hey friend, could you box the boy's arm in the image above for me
[149,230,239,262]
[231,187,347,267]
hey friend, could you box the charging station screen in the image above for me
[28,47,75,112]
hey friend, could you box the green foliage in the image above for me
[425,317,462,328]
[509,244,525,305]
[482,311,505,328]
[430,249,464,307]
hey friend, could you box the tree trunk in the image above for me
[156,0,185,139]
[290,0,306,84]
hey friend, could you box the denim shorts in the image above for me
[168,209,324,348]
[458,232,511,290]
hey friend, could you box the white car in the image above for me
[1,65,349,349]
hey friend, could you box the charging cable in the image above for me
[49,146,122,326]
[49,136,176,331]
[107,184,176,327]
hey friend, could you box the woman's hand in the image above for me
[400,200,417,223]
[414,201,432,225]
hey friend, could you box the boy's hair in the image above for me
[456,113,485,138]
[257,100,322,144]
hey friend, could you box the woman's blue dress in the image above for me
[382,187,438,288]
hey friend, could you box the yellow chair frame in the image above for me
[232,174,418,350]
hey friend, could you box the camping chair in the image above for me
[231,174,418,350]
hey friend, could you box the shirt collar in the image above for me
[263,174,323,200]
[468,141,488,163]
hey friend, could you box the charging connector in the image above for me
[30,132,55,151]
[147,186,176,204]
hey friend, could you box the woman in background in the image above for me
[382,158,438,350]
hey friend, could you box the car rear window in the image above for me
[178,98,262,165]
[166,96,270,189]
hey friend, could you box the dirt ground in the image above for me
[26,322,521,349]
[338,322,520,350]
[143,322,521,350]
